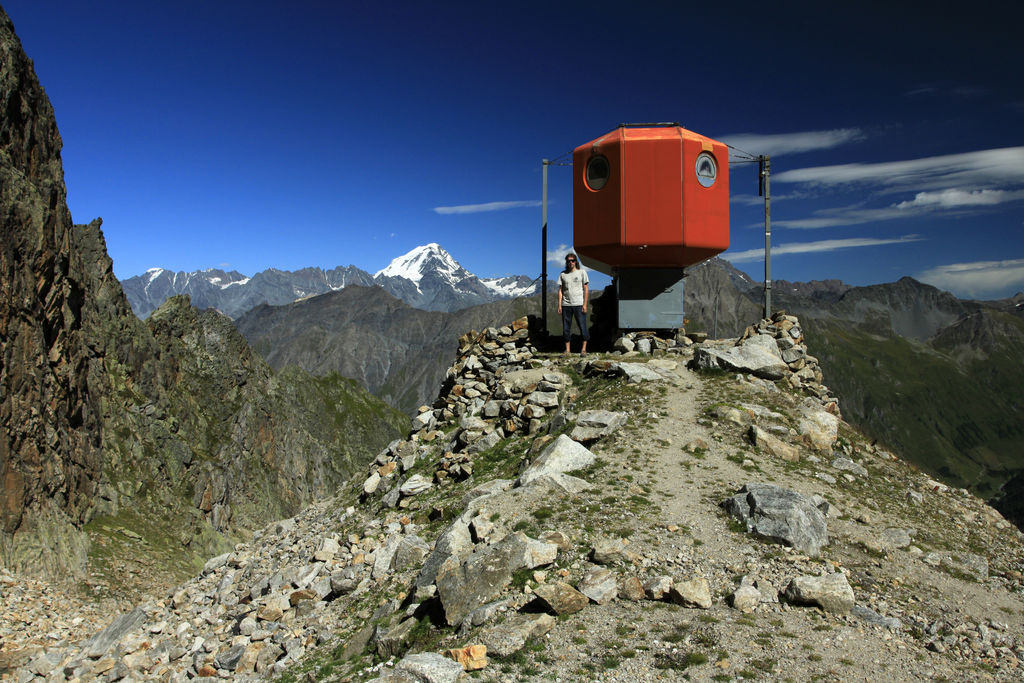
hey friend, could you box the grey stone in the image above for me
[382,485,402,508]
[832,457,868,477]
[880,528,913,549]
[415,519,474,590]
[461,599,513,629]
[729,584,762,612]
[923,551,989,581]
[644,576,673,600]
[393,535,431,572]
[400,474,433,496]
[467,430,501,454]
[693,335,789,380]
[570,410,628,442]
[436,532,555,625]
[613,336,635,353]
[577,567,618,604]
[375,618,418,658]
[589,537,635,564]
[373,535,404,580]
[215,644,247,671]
[614,362,663,383]
[527,472,592,494]
[721,483,829,557]
[84,607,147,658]
[411,411,436,432]
[851,605,902,630]
[783,573,855,614]
[394,653,466,683]
[781,346,806,363]
[331,566,363,595]
[526,391,560,408]
[203,552,231,574]
[517,435,596,487]
[479,613,556,657]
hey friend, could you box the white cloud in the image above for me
[433,200,542,215]
[727,235,924,263]
[768,186,1024,230]
[894,188,1024,209]
[546,243,574,265]
[916,259,1024,299]
[719,128,865,157]
[773,147,1024,191]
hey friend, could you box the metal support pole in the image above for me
[541,159,549,332]
[761,155,772,320]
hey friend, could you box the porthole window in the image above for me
[585,155,610,191]
[695,152,717,188]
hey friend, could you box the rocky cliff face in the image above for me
[0,9,106,577]
[0,8,407,582]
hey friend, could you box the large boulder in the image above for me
[570,410,627,442]
[797,400,840,452]
[721,483,829,557]
[516,435,596,487]
[693,334,789,380]
[783,573,856,614]
[436,532,557,625]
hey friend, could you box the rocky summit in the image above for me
[5,312,1023,681]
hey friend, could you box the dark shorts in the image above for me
[561,305,590,341]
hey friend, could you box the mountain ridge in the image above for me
[121,243,544,319]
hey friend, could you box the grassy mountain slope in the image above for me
[236,286,544,414]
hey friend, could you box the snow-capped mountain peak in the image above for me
[374,243,469,285]
[122,243,538,318]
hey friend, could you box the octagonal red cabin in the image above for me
[573,125,729,275]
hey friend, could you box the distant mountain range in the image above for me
[121,243,542,318]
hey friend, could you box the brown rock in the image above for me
[447,644,488,671]
[289,589,318,606]
[378,461,397,477]
[619,576,645,601]
[532,582,588,615]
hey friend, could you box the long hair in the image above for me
[564,253,579,273]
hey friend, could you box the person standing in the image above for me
[557,252,590,355]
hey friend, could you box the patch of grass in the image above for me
[684,652,708,667]
[531,506,555,522]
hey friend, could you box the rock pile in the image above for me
[694,311,838,409]
[364,317,578,501]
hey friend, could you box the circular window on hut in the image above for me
[695,152,718,188]
[585,155,610,191]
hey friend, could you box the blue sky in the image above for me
[5,0,1023,299]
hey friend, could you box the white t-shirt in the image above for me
[558,268,589,306]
